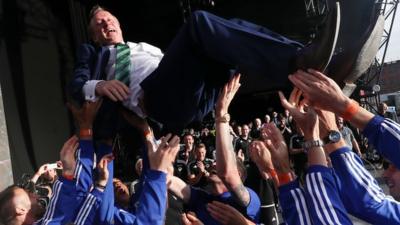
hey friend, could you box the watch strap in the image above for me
[302,139,324,151]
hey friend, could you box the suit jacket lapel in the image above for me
[93,46,110,80]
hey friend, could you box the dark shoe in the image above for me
[328,0,384,96]
[295,0,341,73]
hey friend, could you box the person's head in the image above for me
[272,111,278,118]
[284,109,290,117]
[279,115,286,127]
[135,158,143,176]
[242,125,250,138]
[378,102,388,115]
[205,158,247,195]
[195,144,207,161]
[254,118,262,128]
[201,127,210,136]
[233,125,242,136]
[88,5,124,45]
[0,185,45,225]
[41,169,57,184]
[112,178,130,208]
[183,134,194,150]
[336,116,344,129]
[383,163,400,201]
[264,114,271,124]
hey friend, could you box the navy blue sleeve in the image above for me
[133,170,167,225]
[363,115,400,169]
[279,180,312,225]
[75,140,95,193]
[38,178,80,224]
[330,147,400,224]
[73,188,104,225]
[69,44,96,103]
[304,165,352,225]
[111,170,167,225]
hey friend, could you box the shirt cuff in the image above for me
[362,115,385,136]
[83,80,103,101]
[278,178,300,193]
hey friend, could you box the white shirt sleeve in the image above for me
[83,80,103,102]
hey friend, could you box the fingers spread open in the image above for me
[308,68,331,83]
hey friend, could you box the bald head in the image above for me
[0,186,44,225]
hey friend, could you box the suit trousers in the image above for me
[140,10,303,133]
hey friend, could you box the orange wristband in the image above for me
[278,172,294,186]
[79,128,92,138]
[267,168,278,179]
[341,100,360,121]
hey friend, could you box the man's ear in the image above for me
[15,206,28,216]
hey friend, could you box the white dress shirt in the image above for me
[83,42,164,118]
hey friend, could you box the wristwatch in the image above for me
[302,139,324,151]
[215,113,230,123]
[323,130,342,145]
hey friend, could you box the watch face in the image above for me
[329,131,341,142]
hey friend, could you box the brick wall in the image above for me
[380,60,400,94]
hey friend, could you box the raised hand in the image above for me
[59,135,80,177]
[67,100,103,129]
[288,69,350,115]
[248,140,273,172]
[146,134,180,173]
[279,89,318,140]
[215,73,241,117]
[262,123,291,174]
[97,153,114,189]
[207,201,255,225]
[181,212,204,225]
[237,149,245,162]
[95,80,130,102]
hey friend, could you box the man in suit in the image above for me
[70,4,340,135]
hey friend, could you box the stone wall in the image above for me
[0,86,13,191]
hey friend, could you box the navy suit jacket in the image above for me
[69,44,128,139]
[70,44,110,103]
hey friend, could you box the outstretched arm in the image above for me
[279,90,353,225]
[215,74,250,207]
[289,69,400,167]
[312,109,400,224]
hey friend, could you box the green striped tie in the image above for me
[115,43,131,85]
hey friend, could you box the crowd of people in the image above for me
[1,3,399,225]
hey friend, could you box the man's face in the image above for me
[284,109,290,117]
[43,169,57,182]
[113,179,130,206]
[254,119,261,127]
[183,135,194,149]
[383,164,400,200]
[336,117,344,129]
[90,10,123,45]
[242,125,250,136]
[196,148,206,161]
[379,103,388,115]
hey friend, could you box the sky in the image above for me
[377,7,400,62]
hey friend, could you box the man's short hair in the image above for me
[0,185,19,225]
[87,5,110,40]
[196,143,206,150]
